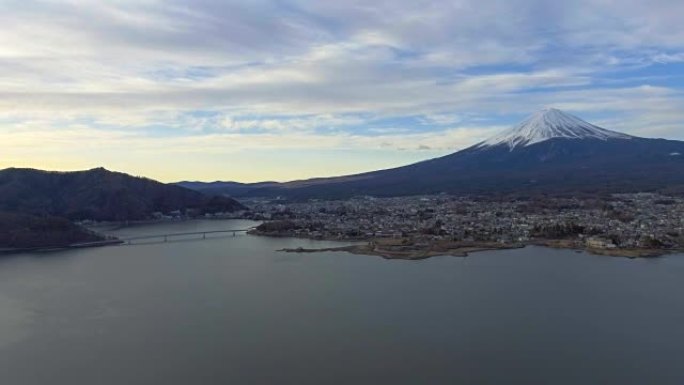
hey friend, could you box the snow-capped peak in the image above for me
[476,108,633,150]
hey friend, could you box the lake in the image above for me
[1,219,683,384]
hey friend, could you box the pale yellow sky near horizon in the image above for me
[0,148,447,183]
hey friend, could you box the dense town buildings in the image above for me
[242,193,684,251]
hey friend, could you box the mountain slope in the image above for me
[0,167,247,221]
[477,108,633,149]
[202,109,684,199]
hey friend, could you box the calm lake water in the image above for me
[1,219,684,384]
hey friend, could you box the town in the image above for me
[239,193,684,258]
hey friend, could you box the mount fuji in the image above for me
[181,109,684,198]
[476,108,633,149]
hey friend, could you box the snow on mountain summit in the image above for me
[477,108,633,149]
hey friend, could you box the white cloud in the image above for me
[1,0,684,180]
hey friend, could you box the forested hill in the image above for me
[0,212,105,249]
[0,167,246,221]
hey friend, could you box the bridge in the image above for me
[122,228,255,245]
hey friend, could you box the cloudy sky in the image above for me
[2,0,683,182]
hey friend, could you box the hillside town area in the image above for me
[241,193,684,256]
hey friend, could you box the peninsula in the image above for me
[245,193,684,259]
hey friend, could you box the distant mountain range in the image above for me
[178,109,684,199]
[0,167,246,221]
[177,181,281,197]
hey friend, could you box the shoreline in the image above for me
[278,243,525,260]
[2,218,256,256]
[277,242,678,260]
[0,239,124,255]
[4,221,677,259]
[530,239,677,258]
[252,231,680,260]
